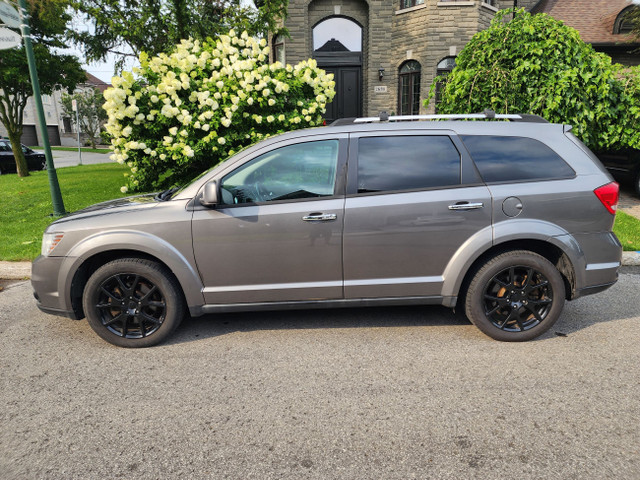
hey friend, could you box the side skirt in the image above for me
[189,295,457,317]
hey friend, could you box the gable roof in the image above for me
[532,0,639,46]
[83,72,111,92]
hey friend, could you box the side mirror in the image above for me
[200,181,219,207]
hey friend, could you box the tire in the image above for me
[465,250,565,342]
[82,258,185,347]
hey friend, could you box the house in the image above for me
[276,0,639,121]
[276,0,540,120]
[0,72,110,147]
[531,0,640,67]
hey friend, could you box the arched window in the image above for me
[614,6,637,35]
[313,17,362,52]
[398,60,421,115]
[272,35,285,64]
[435,57,456,106]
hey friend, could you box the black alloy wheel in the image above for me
[95,273,166,339]
[465,250,565,342]
[482,266,553,332]
[83,258,185,347]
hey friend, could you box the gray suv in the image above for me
[32,113,622,347]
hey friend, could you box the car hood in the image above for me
[52,193,160,224]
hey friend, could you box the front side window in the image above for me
[399,61,421,115]
[220,140,339,204]
[460,135,575,183]
[357,136,460,193]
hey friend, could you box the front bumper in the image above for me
[31,255,81,319]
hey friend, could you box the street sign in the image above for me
[0,1,21,29]
[0,26,20,49]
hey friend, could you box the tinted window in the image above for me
[357,136,460,193]
[461,135,575,183]
[220,140,339,204]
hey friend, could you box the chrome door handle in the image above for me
[448,202,484,211]
[302,213,337,222]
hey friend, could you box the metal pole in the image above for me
[76,108,82,165]
[17,0,65,216]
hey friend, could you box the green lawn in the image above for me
[0,164,134,261]
[31,146,111,154]
[0,166,639,261]
[614,210,640,251]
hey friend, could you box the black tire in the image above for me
[82,258,185,347]
[465,250,565,342]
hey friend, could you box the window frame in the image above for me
[435,56,456,108]
[398,60,422,116]
[272,34,285,64]
[346,131,484,197]
[399,0,424,9]
[212,137,349,208]
[614,6,637,35]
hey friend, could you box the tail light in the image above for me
[593,182,619,215]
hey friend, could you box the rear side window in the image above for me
[357,136,460,193]
[461,135,575,183]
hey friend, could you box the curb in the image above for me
[1,253,639,281]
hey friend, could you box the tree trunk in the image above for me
[6,129,29,177]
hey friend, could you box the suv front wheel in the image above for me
[82,258,185,347]
[465,251,565,341]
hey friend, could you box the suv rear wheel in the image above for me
[82,258,185,347]
[465,251,565,341]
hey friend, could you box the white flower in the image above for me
[267,115,274,123]
[268,99,276,106]
[169,127,178,135]
[218,137,226,145]
[120,186,128,193]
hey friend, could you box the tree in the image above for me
[103,31,335,192]
[0,0,85,177]
[60,88,108,148]
[68,0,288,72]
[429,9,640,152]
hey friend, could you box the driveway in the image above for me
[49,149,112,169]
[1,268,639,479]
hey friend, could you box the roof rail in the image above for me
[348,110,548,124]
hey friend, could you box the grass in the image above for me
[614,210,640,251]
[31,146,111,154]
[0,165,639,261]
[0,164,134,261]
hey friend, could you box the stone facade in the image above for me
[279,0,538,118]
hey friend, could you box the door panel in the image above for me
[343,187,492,298]
[193,199,345,304]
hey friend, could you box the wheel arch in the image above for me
[60,232,204,319]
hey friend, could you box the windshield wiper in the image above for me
[156,187,180,201]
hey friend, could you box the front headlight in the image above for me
[41,232,64,256]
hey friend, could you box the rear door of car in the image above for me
[192,134,348,305]
[342,130,492,299]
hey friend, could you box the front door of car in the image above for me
[192,136,348,305]
[343,132,492,299]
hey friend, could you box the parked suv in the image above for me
[32,113,622,347]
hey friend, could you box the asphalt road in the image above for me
[1,269,639,479]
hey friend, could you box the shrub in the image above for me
[429,9,640,151]
[103,30,336,192]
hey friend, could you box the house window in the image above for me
[272,35,285,64]
[313,17,362,52]
[398,60,421,115]
[614,6,638,35]
[435,57,456,107]
[400,0,424,8]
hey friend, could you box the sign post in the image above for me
[71,99,82,165]
[14,0,66,216]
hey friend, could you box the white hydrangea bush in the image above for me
[103,30,336,192]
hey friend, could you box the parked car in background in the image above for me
[32,112,622,347]
[596,149,640,196]
[0,139,46,174]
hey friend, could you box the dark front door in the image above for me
[323,66,362,123]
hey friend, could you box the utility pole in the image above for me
[16,0,66,216]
